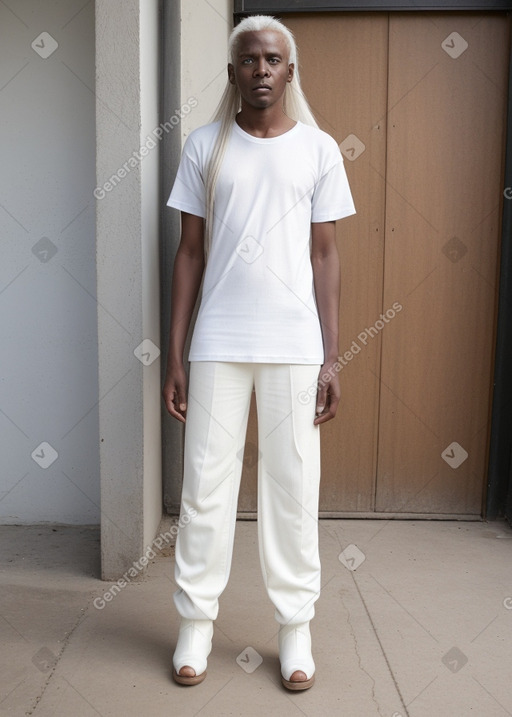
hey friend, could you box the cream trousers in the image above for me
[174,361,322,626]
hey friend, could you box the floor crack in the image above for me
[351,573,410,717]
[343,583,385,716]
[27,597,93,715]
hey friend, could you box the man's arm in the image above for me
[311,220,341,425]
[162,212,205,423]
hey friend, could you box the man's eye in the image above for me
[268,58,280,64]
[242,58,253,64]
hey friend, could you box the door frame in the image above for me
[235,1,511,10]
[234,1,512,521]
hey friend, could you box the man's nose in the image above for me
[253,58,270,76]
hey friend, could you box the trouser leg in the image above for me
[174,361,253,621]
[254,364,321,626]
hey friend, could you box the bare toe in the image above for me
[290,670,307,682]
[179,665,196,678]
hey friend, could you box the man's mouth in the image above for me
[253,84,271,92]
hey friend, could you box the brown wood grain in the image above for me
[237,12,509,517]
[376,13,508,514]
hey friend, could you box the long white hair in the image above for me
[204,15,318,259]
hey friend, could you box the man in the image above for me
[163,15,355,690]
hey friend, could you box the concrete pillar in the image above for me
[95,0,162,579]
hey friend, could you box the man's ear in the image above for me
[287,63,295,83]
[228,63,236,85]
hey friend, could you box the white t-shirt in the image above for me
[167,119,356,363]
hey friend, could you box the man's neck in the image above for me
[235,105,297,138]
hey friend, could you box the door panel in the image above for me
[376,14,508,513]
[237,12,509,517]
[238,14,388,513]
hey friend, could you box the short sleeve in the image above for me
[166,134,207,218]
[311,141,356,223]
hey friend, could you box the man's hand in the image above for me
[314,360,340,425]
[162,363,188,423]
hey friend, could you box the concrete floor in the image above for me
[1,518,512,717]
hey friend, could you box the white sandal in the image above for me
[279,622,315,691]
[172,618,213,685]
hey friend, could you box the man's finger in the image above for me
[169,396,186,423]
[316,383,327,416]
[176,384,187,414]
[163,385,187,423]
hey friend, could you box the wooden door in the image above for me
[237,12,510,517]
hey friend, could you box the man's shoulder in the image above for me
[185,120,222,146]
[297,123,340,153]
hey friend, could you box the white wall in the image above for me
[0,0,98,523]
[180,0,231,135]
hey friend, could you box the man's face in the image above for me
[228,30,294,110]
